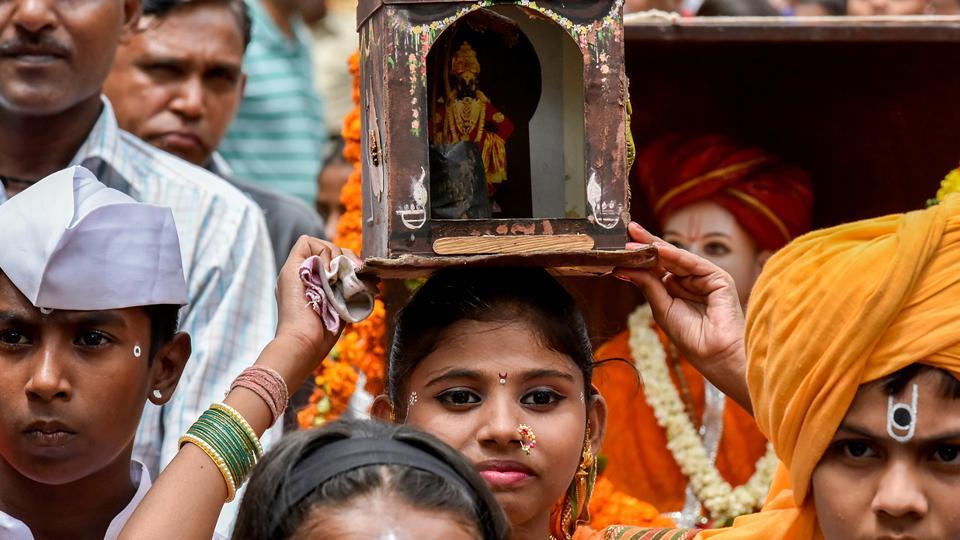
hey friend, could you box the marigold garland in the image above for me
[298,52,387,428]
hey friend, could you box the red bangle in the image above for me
[229,367,289,426]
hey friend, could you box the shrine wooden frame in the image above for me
[357,0,637,275]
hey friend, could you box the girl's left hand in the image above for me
[274,235,362,363]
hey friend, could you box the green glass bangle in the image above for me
[188,423,242,484]
[192,415,253,482]
[202,410,257,472]
[189,421,247,483]
[207,406,261,457]
[193,415,252,479]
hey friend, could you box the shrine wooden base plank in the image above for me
[360,246,658,279]
[432,234,595,255]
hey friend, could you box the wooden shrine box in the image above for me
[570,16,960,339]
[356,0,656,277]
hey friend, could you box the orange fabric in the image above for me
[587,476,676,530]
[594,328,768,513]
[636,134,813,251]
[699,194,960,539]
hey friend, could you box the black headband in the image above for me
[284,436,480,512]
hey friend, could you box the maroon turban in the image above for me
[636,134,814,251]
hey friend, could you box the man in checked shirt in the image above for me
[0,0,279,533]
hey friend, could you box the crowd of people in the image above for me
[1,0,959,540]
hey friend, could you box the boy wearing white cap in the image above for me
[0,167,192,539]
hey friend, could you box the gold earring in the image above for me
[552,424,597,540]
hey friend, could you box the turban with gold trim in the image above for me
[699,194,960,539]
[636,134,813,251]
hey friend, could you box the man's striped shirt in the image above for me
[218,0,325,205]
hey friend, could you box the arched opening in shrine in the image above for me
[425,5,586,220]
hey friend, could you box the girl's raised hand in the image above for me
[614,222,752,413]
[275,236,361,368]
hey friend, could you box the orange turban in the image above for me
[637,134,813,251]
[699,195,960,539]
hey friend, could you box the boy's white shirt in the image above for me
[0,461,150,540]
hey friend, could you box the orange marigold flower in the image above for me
[587,476,675,529]
[297,50,388,430]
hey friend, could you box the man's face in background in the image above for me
[104,1,245,165]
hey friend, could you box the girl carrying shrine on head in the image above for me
[119,219,748,539]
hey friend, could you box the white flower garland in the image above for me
[627,305,778,522]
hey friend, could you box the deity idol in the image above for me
[594,134,814,527]
[431,41,513,207]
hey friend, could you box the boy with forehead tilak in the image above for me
[0,166,192,539]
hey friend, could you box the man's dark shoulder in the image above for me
[226,176,325,233]
[224,176,326,269]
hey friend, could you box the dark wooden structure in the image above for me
[573,16,960,342]
[356,0,650,277]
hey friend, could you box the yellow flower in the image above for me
[935,165,960,203]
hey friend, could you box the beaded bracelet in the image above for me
[228,366,289,427]
[178,402,264,502]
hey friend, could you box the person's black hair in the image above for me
[233,420,510,540]
[141,0,252,49]
[387,267,595,413]
[696,0,781,15]
[142,304,181,360]
[879,364,960,399]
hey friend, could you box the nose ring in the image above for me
[518,423,537,455]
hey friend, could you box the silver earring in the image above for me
[408,392,418,407]
[580,391,585,402]
[887,383,918,443]
[152,389,162,400]
[133,343,142,358]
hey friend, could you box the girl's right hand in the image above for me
[614,222,752,413]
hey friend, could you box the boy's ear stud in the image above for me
[152,389,162,400]
[133,343,142,358]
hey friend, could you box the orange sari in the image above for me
[593,327,768,516]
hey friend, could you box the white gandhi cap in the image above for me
[0,166,188,310]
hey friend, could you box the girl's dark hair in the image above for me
[387,267,594,410]
[233,420,509,540]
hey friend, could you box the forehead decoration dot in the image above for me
[886,383,918,443]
